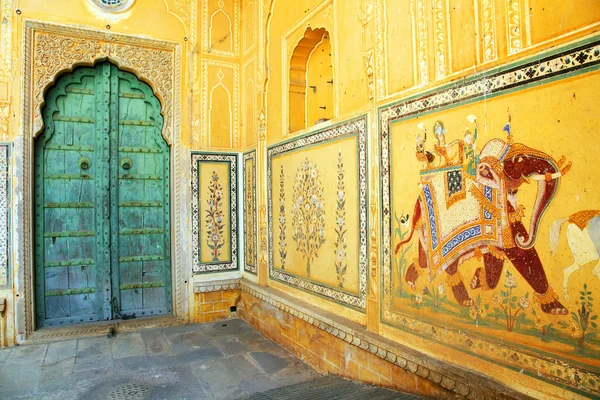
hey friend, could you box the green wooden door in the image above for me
[35,62,171,328]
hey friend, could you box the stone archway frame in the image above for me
[19,20,186,338]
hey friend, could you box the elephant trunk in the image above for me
[513,158,567,249]
[515,179,556,249]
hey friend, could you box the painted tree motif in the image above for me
[245,165,255,266]
[334,150,348,288]
[205,170,226,262]
[279,165,287,270]
[292,158,326,276]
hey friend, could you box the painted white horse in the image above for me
[549,211,600,301]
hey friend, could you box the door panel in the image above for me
[35,63,171,328]
[114,68,171,318]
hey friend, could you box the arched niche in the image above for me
[288,27,333,133]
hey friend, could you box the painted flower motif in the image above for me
[337,218,344,228]
[505,274,516,288]
[280,200,285,207]
[518,296,529,309]
[469,308,477,320]
[492,293,501,305]
[311,195,317,204]
[280,216,285,224]
[414,293,423,305]
[212,234,220,242]
[568,321,580,338]
[338,191,345,200]
[437,283,445,296]
[216,216,222,223]
[304,203,311,211]
[298,196,303,205]
[336,249,346,263]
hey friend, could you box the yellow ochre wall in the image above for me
[248,1,600,399]
[0,0,598,399]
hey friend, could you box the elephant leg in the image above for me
[446,260,473,307]
[471,252,505,290]
[405,240,428,290]
[504,246,568,315]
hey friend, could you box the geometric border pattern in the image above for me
[379,37,600,398]
[267,116,368,310]
[191,152,238,274]
[0,143,9,288]
[243,150,257,274]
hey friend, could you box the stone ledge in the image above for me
[240,280,531,400]
[194,278,241,293]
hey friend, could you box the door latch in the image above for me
[111,296,136,320]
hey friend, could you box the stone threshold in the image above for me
[240,280,532,400]
[26,314,186,344]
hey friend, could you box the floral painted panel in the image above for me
[243,150,257,274]
[0,143,9,288]
[268,116,368,309]
[191,153,238,273]
[380,39,600,398]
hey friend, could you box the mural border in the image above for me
[267,116,368,310]
[378,36,600,397]
[243,150,257,274]
[0,143,10,289]
[191,152,239,274]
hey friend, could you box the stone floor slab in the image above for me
[0,319,414,400]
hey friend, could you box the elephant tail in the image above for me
[549,217,569,255]
[395,200,422,255]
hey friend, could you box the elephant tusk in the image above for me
[529,171,563,181]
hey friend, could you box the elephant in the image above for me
[394,136,572,315]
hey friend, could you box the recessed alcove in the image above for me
[289,27,334,133]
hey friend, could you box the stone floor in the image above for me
[0,319,420,400]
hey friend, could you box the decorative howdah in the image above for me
[205,170,226,262]
[291,158,326,277]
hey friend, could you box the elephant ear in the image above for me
[475,160,502,189]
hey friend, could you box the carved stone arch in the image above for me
[19,21,185,340]
[30,40,176,146]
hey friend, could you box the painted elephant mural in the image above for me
[395,119,572,315]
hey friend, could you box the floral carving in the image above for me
[278,165,287,270]
[506,0,523,54]
[32,31,174,142]
[205,170,226,262]
[334,150,348,288]
[415,0,429,84]
[292,158,326,277]
[481,0,497,62]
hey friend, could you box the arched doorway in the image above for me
[34,62,172,328]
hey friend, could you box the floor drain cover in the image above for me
[107,383,152,400]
